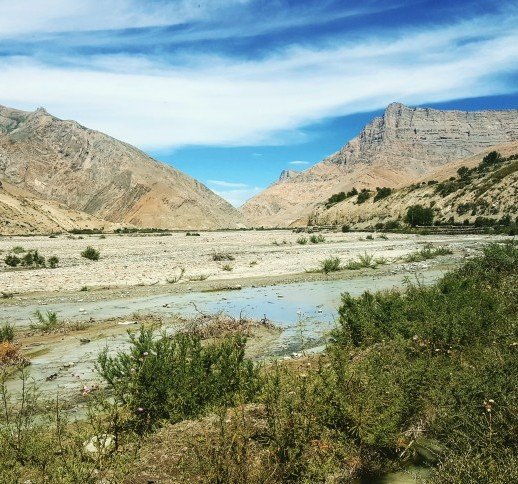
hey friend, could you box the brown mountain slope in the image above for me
[0,179,115,235]
[0,105,245,230]
[242,103,518,227]
[310,142,518,228]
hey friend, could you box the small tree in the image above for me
[356,189,371,204]
[373,187,392,202]
[482,151,502,166]
[405,204,434,227]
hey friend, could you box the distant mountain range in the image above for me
[242,103,518,227]
[1,102,517,234]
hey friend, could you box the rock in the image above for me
[83,434,115,455]
[79,338,91,344]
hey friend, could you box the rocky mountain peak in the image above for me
[278,169,299,182]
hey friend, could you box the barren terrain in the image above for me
[0,230,495,296]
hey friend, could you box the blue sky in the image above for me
[1,0,517,205]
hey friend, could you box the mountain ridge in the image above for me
[242,103,518,227]
[0,105,245,231]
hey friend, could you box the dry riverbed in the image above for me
[0,230,495,298]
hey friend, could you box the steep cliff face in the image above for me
[0,105,245,230]
[242,103,518,227]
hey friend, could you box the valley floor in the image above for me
[0,229,498,297]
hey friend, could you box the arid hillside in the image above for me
[0,105,245,231]
[242,103,518,227]
[0,178,115,235]
[310,143,518,228]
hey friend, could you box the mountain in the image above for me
[310,142,518,228]
[0,178,114,235]
[0,105,245,231]
[242,103,518,227]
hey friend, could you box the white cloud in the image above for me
[0,12,517,149]
[289,161,309,165]
[0,0,249,37]
[207,180,249,188]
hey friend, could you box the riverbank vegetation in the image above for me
[0,243,516,482]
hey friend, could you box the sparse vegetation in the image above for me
[30,310,60,332]
[0,323,14,343]
[296,236,308,245]
[320,256,341,274]
[356,188,371,204]
[81,246,100,261]
[212,253,235,261]
[405,204,434,226]
[48,256,59,268]
[345,251,377,269]
[221,264,233,271]
[373,186,392,201]
[0,245,516,482]
[309,234,325,244]
[404,243,452,262]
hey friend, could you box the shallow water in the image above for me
[4,269,445,401]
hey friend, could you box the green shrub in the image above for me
[221,264,233,271]
[404,243,452,262]
[81,246,100,261]
[296,236,308,245]
[11,246,26,254]
[0,322,14,343]
[97,328,260,432]
[212,253,235,261]
[30,310,60,332]
[48,256,59,268]
[4,254,21,267]
[341,224,350,233]
[356,189,371,204]
[405,204,434,226]
[320,257,341,274]
[309,234,325,244]
[373,187,392,202]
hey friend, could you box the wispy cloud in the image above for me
[289,160,309,165]
[207,180,249,188]
[0,4,517,150]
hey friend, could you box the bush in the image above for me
[482,150,503,166]
[81,246,100,261]
[309,234,325,244]
[212,253,235,261]
[30,310,60,332]
[405,204,434,226]
[404,243,452,262]
[320,257,341,274]
[4,254,20,267]
[373,187,392,202]
[296,236,308,245]
[0,322,14,343]
[48,256,59,268]
[356,189,371,204]
[21,250,46,268]
[97,328,261,432]
[341,225,350,233]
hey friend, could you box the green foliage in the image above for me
[482,150,503,166]
[341,224,350,233]
[309,234,325,244]
[373,186,392,202]
[21,250,46,268]
[4,254,21,267]
[296,236,308,245]
[48,256,59,269]
[212,253,235,261]
[81,246,100,261]
[457,165,470,179]
[97,328,261,432]
[356,188,371,204]
[320,257,341,274]
[345,252,377,269]
[404,243,452,262]
[11,246,26,254]
[405,204,434,226]
[30,310,60,332]
[0,322,14,343]
[221,264,233,271]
